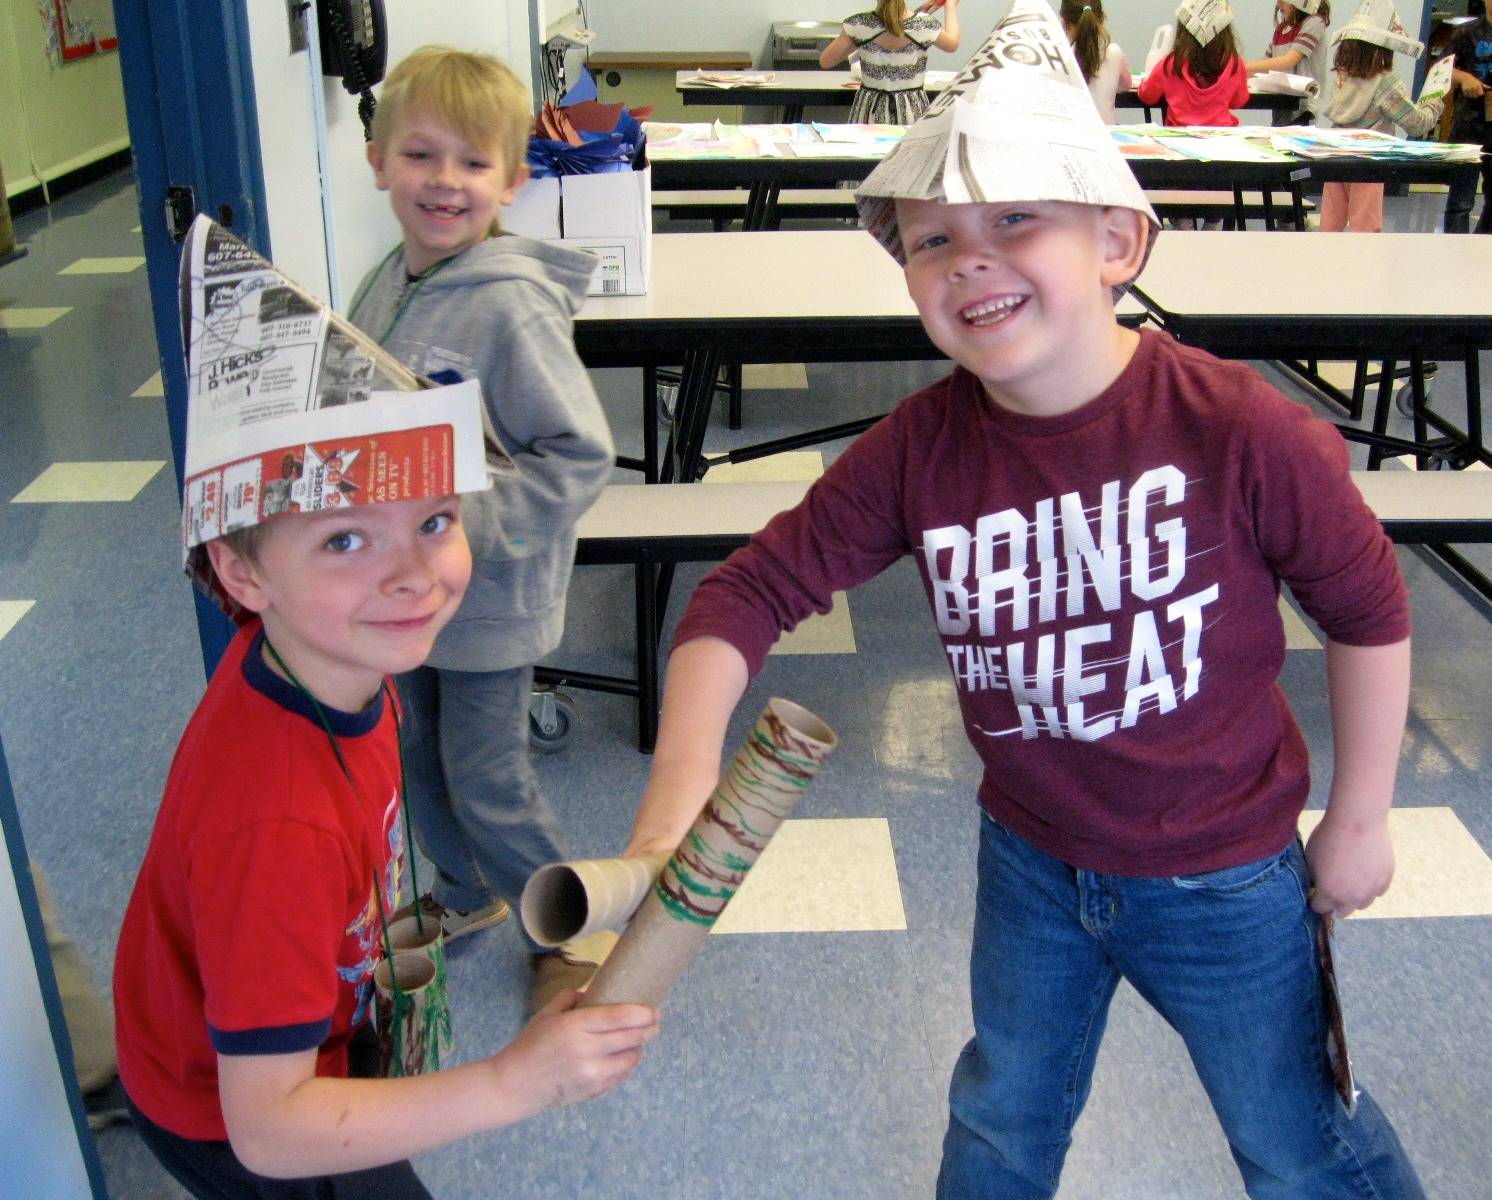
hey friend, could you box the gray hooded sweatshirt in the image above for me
[348,235,614,672]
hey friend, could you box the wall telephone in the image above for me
[317,0,387,138]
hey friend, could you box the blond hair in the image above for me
[370,46,532,181]
[876,0,908,38]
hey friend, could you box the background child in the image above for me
[347,47,616,1009]
[621,4,1424,1197]
[1247,0,1333,124]
[819,0,962,125]
[1136,0,1251,127]
[116,403,657,1197]
[1061,0,1132,123]
[1321,0,1445,232]
[1443,0,1491,232]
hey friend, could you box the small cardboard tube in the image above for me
[520,854,671,947]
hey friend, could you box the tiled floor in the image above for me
[3,171,1490,1199]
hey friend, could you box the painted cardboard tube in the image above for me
[520,853,671,947]
[581,698,837,1008]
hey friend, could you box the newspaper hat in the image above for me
[1288,0,1324,14]
[1329,0,1424,57]
[854,0,1158,270]
[1177,0,1235,46]
[178,215,503,617]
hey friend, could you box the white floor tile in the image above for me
[1280,594,1321,650]
[742,363,809,390]
[11,461,166,503]
[0,601,35,642]
[712,817,907,934]
[706,453,858,654]
[771,592,858,655]
[0,307,72,330]
[1297,807,1492,918]
[58,256,145,275]
[132,371,164,398]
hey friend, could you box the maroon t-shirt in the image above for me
[676,331,1409,875]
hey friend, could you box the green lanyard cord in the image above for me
[346,247,458,345]
[261,637,425,1000]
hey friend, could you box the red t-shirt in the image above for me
[114,621,405,1141]
[675,330,1410,876]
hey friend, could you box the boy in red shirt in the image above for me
[114,231,657,1199]
[619,3,1423,1197]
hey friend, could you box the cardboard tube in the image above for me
[373,953,441,1077]
[520,853,671,947]
[384,915,454,1065]
[581,698,837,1008]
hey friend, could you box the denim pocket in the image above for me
[1169,846,1291,894]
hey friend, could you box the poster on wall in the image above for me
[42,0,118,64]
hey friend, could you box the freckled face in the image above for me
[236,494,472,710]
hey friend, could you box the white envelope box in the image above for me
[502,163,652,296]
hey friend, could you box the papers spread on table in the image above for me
[682,71,777,88]
[643,120,1484,166]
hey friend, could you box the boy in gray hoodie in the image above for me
[349,46,615,1008]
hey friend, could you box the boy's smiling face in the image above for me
[368,110,529,275]
[897,198,1147,417]
[208,494,472,711]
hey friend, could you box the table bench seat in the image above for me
[542,471,1492,751]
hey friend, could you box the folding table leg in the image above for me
[1466,345,1484,464]
[1367,358,1397,470]
[635,558,659,753]
[1410,351,1430,468]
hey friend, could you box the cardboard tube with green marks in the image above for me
[581,698,837,1008]
[520,853,671,947]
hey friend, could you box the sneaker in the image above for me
[83,1078,131,1131]
[530,930,619,1013]
[398,893,510,941]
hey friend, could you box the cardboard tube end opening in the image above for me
[520,864,589,947]
[766,697,838,751]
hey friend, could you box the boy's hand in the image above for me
[490,990,659,1117]
[1304,812,1395,918]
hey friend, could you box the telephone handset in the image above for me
[317,0,387,140]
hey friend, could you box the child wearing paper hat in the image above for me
[1247,0,1332,122]
[1321,0,1446,230]
[115,220,658,1199]
[622,2,1425,1196]
[1135,0,1251,128]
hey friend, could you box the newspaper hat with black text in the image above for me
[1329,0,1424,58]
[854,0,1159,268]
[1288,0,1324,14]
[177,215,505,617]
[1177,0,1235,46]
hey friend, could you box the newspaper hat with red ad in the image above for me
[178,215,503,617]
[1177,0,1235,46]
[1329,0,1424,57]
[854,0,1158,269]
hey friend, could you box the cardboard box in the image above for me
[502,162,652,296]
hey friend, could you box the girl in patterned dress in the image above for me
[819,0,962,125]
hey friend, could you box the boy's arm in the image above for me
[462,307,615,563]
[218,992,658,1178]
[622,637,750,859]
[1304,637,1411,919]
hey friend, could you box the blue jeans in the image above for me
[937,816,1424,1200]
[395,665,566,949]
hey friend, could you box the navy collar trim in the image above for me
[241,627,385,738]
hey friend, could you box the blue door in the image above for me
[115,0,271,673]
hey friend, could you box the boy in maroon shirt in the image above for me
[617,3,1424,1197]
